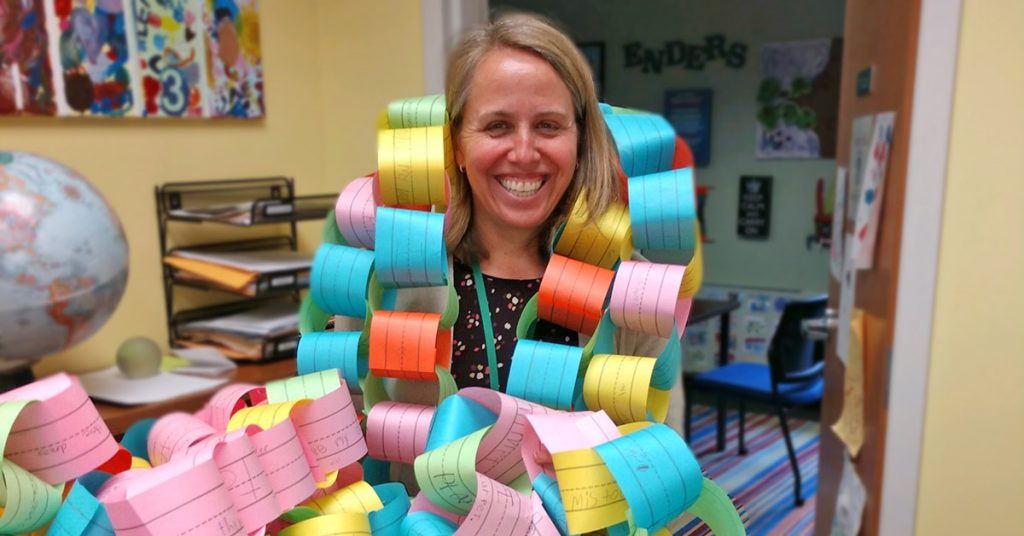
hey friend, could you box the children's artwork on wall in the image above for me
[756,38,842,159]
[204,0,264,118]
[48,0,140,117]
[131,0,209,117]
[0,0,58,116]
[0,0,264,118]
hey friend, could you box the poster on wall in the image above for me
[756,38,843,159]
[737,175,772,239]
[0,0,58,115]
[852,111,895,269]
[47,0,142,117]
[0,0,264,118]
[576,42,605,101]
[664,89,712,167]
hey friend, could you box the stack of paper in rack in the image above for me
[175,301,299,360]
[163,248,312,296]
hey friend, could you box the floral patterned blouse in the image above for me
[450,259,579,391]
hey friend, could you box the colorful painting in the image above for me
[0,0,58,115]
[204,0,263,118]
[49,0,138,116]
[756,38,842,159]
[131,0,208,117]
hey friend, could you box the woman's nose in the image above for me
[508,129,540,163]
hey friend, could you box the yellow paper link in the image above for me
[551,446,627,534]
[227,400,309,431]
[413,427,489,516]
[0,459,64,534]
[583,354,658,425]
[130,456,152,469]
[266,369,343,403]
[554,196,633,270]
[376,110,390,131]
[386,94,447,128]
[377,126,449,207]
[616,421,654,436]
[679,220,704,298]
[647,387,671,423]
[303,480,384,515]
[277,512,372,536]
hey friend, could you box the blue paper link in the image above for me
[533,473,570,536]
[604,113,676,178]
[375,207,449,288]
[369,482,411,536]
[594,424,704,533]
[297,331,364,389]
[310,243,375,318]
[46,474,113,536]
[506,340,583,410]
[362,456,392,486]
[119,418,156,460]
[649,326,682,390]
[628,168,697,251]
[423,394,497,453]
[400,511,457,536]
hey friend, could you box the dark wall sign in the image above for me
[623,34,748,74]
[737,175,772,239]
[664,89,712,167]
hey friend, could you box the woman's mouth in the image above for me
[498,177,545,197]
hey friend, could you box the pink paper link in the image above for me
[609,261,686,338]
[461,387,557,484]
[457,474,533,536]
[147,412,218,466]
[99,454,245,535]
[250,419,317,512]
[199,383,266,431]
[0,373,118,484]
[365,402,435,464]
[336,175,377,249]
[290,386,367,478]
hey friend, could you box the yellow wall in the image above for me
[0,0,424,375]
[915,0,1024,532]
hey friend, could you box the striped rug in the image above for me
[675,405,820,535]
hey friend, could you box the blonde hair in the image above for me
[445,11,621,262]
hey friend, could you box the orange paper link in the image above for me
[537,254,615,335]
[369,311,452,381]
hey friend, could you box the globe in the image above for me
[0,151,129,367]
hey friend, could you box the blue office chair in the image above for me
[684,294,828,507]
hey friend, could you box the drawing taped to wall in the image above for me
[0,0,264,118]
[756,38,842,159]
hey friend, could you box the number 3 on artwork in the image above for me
[159,69,189,116]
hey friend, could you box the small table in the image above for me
[685,297,742,450]
[96,358,297,436]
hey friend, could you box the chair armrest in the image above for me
[782,361,825,383]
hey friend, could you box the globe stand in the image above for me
[0,359,37,393]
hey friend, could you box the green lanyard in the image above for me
[471,262,501,391]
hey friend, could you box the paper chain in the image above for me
[0,97,741,536]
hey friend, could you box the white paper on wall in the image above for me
[853,112,896,269]
[831,451,867,536]
[847,115,876,221]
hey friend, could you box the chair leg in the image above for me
[716,395,726,452]
[776,405,804,507]
[738,401,748,455]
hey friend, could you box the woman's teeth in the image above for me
[499,178,543,197]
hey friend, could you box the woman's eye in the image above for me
[537,121,560,132]
[485,121,509,132]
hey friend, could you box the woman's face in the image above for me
[455,47,578,237]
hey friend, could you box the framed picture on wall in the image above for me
[665,89,713,167]
[576,42,605,101]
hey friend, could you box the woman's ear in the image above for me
[453,138,466,173]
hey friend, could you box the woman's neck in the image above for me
[472,219,546,279]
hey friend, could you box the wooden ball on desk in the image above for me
[116,337,162,379]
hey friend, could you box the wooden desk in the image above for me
[685,297,741,450]
[96,358,297,436]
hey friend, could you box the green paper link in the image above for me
[686,478,747,535]
[299,294,332,334]
[321,209,348,246]
[436,366,458,406]
[361,370,391,415]
[516,294,539,341]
